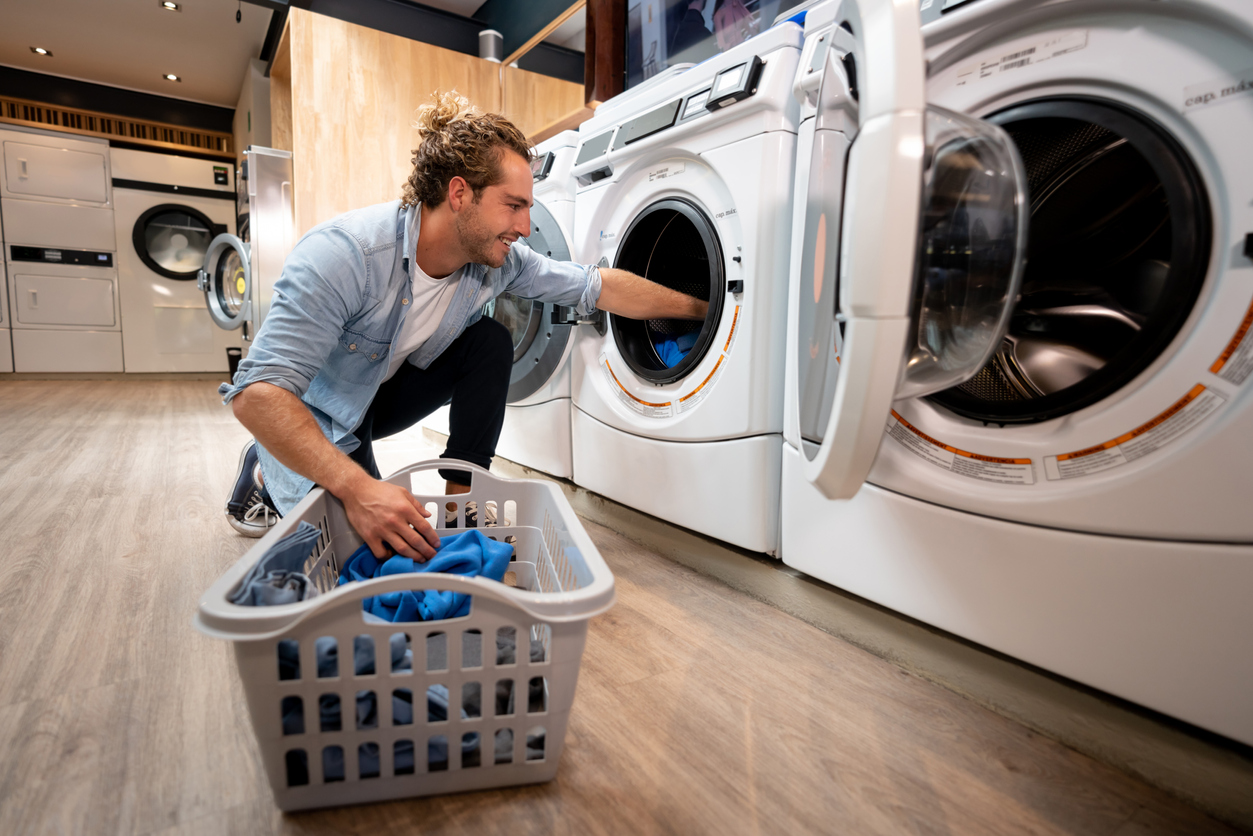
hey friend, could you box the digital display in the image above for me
[626,0,807,89]
[683,89,712,119]
[715,63,746,94]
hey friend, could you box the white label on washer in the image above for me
[954,30,1089,86]
[648,162,686,182]
[601,353,673,418]
[1183,67,1253,112]
[1210,295,1253,385]
[1043,385,1225,480]
[887,411,1036,485]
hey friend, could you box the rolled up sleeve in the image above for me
[218,227,362,404]
[502,243,601,315]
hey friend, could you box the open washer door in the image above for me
[198,233,251,331]
[795,0,1029,499]
[485,199,574,402]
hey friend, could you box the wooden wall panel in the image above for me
[286,8,528,237]
[269,19,293,155]
[502,66,586,141]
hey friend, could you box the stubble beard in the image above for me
[456,203,508,269]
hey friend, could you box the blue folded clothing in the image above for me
[338,529,514,622]
[229,521,322,606]
[653,330,699,367]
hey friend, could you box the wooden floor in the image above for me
[0,379,1241,836]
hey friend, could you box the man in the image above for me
[220,92,708,561]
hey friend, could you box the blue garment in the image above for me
[217,200,602,515]
[338,530,514,622]
[654,330,699,367]
[229,521,322,606]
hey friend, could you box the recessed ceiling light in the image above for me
[30,47,53,57]
[163,73,181,82]
[160,1,181,10]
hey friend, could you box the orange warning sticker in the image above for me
[887,410,1035,485]
[1044,384,1226,480]
[677,355,724,413]
[1210,294,1253,385]
[601,355,673,418]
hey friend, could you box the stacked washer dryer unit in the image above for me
[198,146,294,352]
[569,23,803,553]
[781,0,1253,744]
[425,130,582,479]
[113,148,240,372]
[1,126,121,372]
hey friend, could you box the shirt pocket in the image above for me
[330,327,391,380]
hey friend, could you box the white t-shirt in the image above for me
[383,261,464,381]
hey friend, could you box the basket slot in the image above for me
[461,630,482,669]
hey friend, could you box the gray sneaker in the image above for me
[226,441,280,537]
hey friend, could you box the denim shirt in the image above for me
[219,199,601,513]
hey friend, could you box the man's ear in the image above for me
[447,176,470,213]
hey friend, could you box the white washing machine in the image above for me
[0,220,12,373]
[1,126,121,373]
[425,131,582,479]
[569,22,804,553]
[198,146,294,350]
[112,148,241,373]
[781,0,1253,744]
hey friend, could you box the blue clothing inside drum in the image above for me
[229,521,322,606]
[337,529,514,622]
[653,331,699,368]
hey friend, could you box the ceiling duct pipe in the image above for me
[479,29,504,63]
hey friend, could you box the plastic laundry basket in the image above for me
[195,461,615,812]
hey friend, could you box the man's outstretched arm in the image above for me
[595,267,710,321]
[231,382,439,560]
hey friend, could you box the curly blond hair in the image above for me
[401,91,534,209]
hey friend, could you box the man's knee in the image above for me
[470,316,513,367]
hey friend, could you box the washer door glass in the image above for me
[610,198,725,385]
[133,204,224,280]
[200,233,251,331]
[487,200,573,402]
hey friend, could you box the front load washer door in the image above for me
[132,203,227,280]
[794,0,1029,499]
[609,198,725,385]
[487,199,574,402]
[199,233,251,331]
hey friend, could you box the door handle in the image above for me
[29,289,37,308]
[19,159,28,178]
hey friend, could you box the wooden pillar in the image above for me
[585,0,626,106]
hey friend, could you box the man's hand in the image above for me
[341,471,440,560]
[231,382,441,560]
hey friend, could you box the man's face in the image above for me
[455,150,534,268]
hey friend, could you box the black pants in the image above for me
[348,317,513,487]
